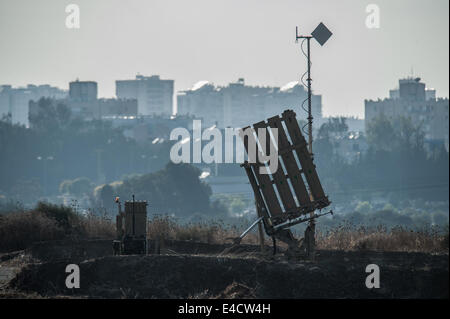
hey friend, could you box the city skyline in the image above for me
[0,0,448,119]
[1,74,448,121]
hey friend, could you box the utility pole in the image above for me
[295,23,332,156]
[307,37,313,156]
[295,31,314,157]
[295,30,316,241]
[295,23,333,258]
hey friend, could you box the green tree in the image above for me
[318,117,348,139]
[366,113,396,152]
[59,177,93,197]
[113,163,212,217]
[29,98,72,132]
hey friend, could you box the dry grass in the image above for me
[1,207,448,254]
[0,206,115,253]
[316,223,448,253]
[147,215,227,244]
[147,215,262,245]
[147,216,448,253]
[79,211,115,239]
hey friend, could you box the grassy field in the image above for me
[0,203,448,254]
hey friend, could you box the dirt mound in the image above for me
[216,282,256,299]
[26,239,113,262]
[9,251,449,299]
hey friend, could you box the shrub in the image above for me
[35,202,84,235]
[442,225,449,250]
[0,211,65,252]
[0,204,115,253]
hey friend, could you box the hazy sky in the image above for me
[0,0,448,118]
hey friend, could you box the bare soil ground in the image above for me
[0,239,448,299]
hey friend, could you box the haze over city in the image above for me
[0,0,448,118]
[0,0,448,302]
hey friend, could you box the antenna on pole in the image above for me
[295,22,332,257]
[295,22,333,157]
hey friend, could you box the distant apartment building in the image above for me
[67,80,98,119]
[0,84,67,126]
[0,88,9,117]
[222,78,275,128]
[177,81,223,127]
[365,77,449,149]
[69,80,137,119]
[69,80,98,102]
[177,78,322,129]
[29,80,137,122]
[116,75,174,116]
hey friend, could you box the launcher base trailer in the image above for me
[232,210,333,253]
[236,109,332,259]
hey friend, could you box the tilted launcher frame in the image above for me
[238,109,332,257]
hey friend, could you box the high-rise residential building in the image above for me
[177,79,323,129]
[177,81,223,127]
[0,86,10,117]
[221,78,276,128]
[69,80,98,102]
[0,84,67,126]
[116,75,174,116]
[365,77,449,149]
[67,80,99,119]
[28,80,137,122]
[425,88,436,101]
[389,79,437,102]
